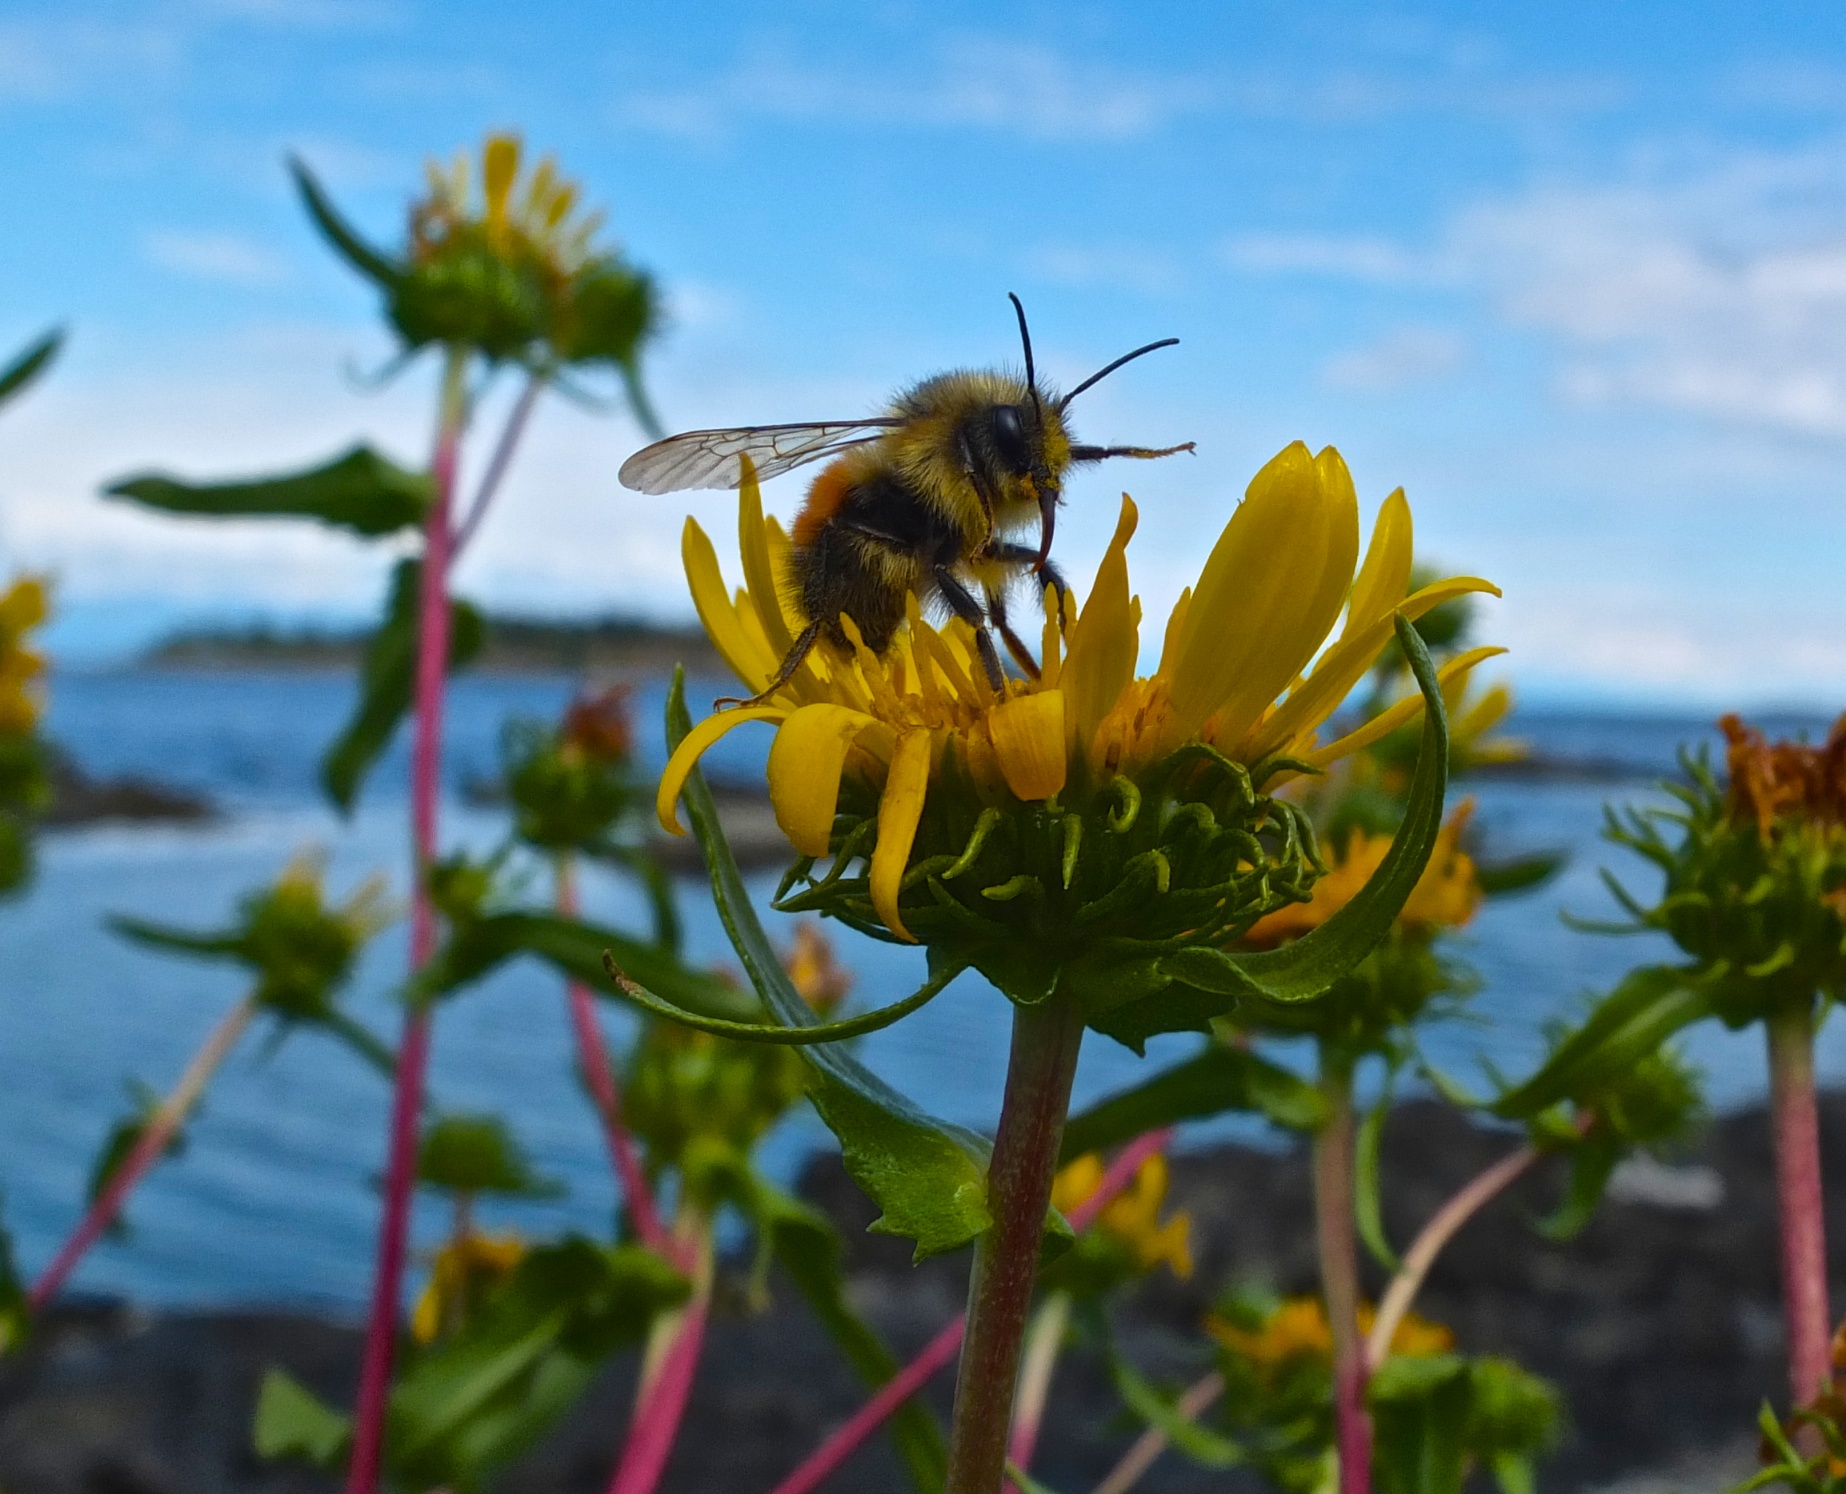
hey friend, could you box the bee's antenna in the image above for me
[1008,292,1043,423]
[1056,337,1180,412]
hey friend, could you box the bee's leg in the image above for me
[987,543,1071,629]
[715,620,825,709]
[933,564,1007,693]
[985,586,1041,681]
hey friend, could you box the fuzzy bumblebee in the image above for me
[619,296,1191,695]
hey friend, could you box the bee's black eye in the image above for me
[990,404,1031,473]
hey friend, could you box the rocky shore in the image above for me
[5,1094,1833,1494]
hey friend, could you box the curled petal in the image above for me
[737,460,797,660]
[769,703,879,856]
[870,729,934,942]
[656,705,786,834]
[989,690,1068,802]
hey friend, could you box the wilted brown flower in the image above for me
[561,683,635,766]
[1721,712,1846,840]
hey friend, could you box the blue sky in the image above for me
[1,0,1845,706]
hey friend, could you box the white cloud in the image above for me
[0,17,180,103]
[1229,139,1846,438]
[616,38,1215,145]
[1322,327,1467,392]
[145,229,292,286]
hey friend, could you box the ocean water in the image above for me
[0,671,1837,1312]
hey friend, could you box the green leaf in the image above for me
[321,559,484,812]
[1356,1082,1400,1271]
[756,1180,947,1494]
[602,951,964,1046]
[253,1368,353,1470]
[108,913,246,960]
[417,1113,562,1198]
[1492,965,1712,1118]
[1475,852,1565,898]
[1368,1353,1472,1494]
[1059,1041,1325,1161]
[1091,613,1451,1050]
[388,1239,686,1485]
[288,155,404,290]
[1536,1137,1619,1241]
[0,328,62,412]
[666,669,994,1260]
[414,907,753,1022]
[1005,1462,1068,1494]
[107,444,431,538]
[1111,1356,1243,1468]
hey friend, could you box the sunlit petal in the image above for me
[870,729,934,942]
[682,519,773,691]
[989,690,1068,801]
[1062,496,1140,760]
[1298,645,1507,770]
[767,703,878,856]
[1342,488,1412,640]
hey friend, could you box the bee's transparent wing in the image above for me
[618,420,900,494]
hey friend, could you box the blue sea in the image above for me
[1,671,1837,1313]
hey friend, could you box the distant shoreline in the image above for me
[137,614,725,676]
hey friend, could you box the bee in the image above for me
[618,296,1192,700]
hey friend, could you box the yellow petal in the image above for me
[988,690,1068,801]
[683,519,774,691]
[870,729,933,942]
[1062,496,1139,760]
[738,460,797,660]
[482,134,520,224]
[1164,443,1359,749]
[768,704,877,856]
[1156,586,1192,677]
[1300,645,1507,770]
[1342,489,1412,640]
[656,705,786,834]
[1240,576,1500,762]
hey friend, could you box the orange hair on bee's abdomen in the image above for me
[793,459,855,548]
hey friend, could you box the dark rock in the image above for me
[41,749,214,828]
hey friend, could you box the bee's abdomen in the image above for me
[791,466,955,652]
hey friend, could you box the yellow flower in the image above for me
[784,922,852,1014]
[1243,801,1482,948]
[0,575,50,737]
[1207,1296,1453,1375]
[1052,1151,1193,1279]
[413,131,604,282]
[410,1229,526,1344]
[658,444,1501,943]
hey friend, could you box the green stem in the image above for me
[1767,1003,1832,1411]
[1314,1053,1370,1494]
[944,996,1085,1494]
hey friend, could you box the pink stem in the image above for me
[1004,1291,1070,1486]
[1768,1005,1833,1409]
[452,369,544,559]
[769,1128,1174,1494]
[30,997,256,1311]
[1365,1142,1541,1372]
[345,349,469,1494]
[1091,1370,1226,1494]
[770,1317,967,1494]
[1314,1063,1370,1494]
[556,856,670,1256]
[606,1227,714,1494]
